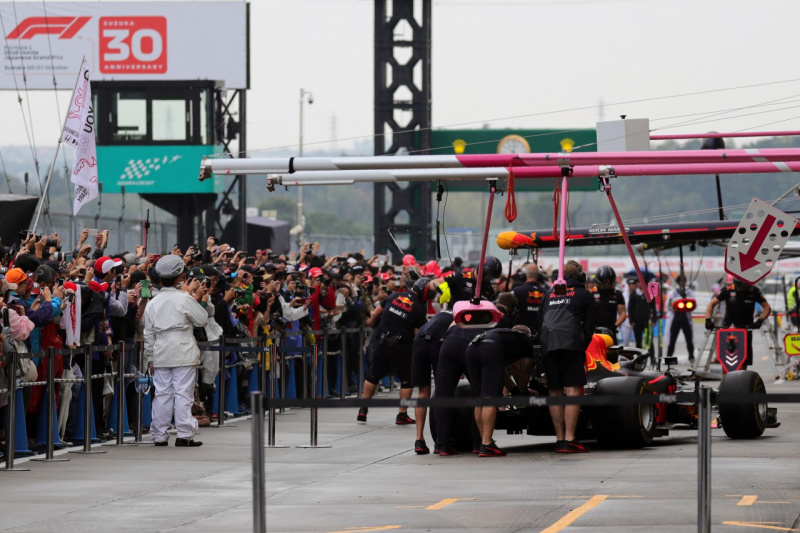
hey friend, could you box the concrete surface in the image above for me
[1,323,799,533]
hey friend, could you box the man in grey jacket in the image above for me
[145,255,209,447]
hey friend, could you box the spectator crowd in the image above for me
[0,226,676,454]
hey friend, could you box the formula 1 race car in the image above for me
[492,335,780,449]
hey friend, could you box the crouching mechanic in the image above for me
[465,325,534,457]
[359,277,432,424]
[540,260,596,453]
[145,255,209,447]
[410,309,452,454]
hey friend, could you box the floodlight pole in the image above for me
[296,88,313,250]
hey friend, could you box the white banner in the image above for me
[62,59,87,147]
[0,2,248,89]
[69,62,98,215]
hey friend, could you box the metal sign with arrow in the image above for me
[725,197,798,284]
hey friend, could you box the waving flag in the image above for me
[64,61,98,215]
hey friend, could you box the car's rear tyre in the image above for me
[592,376,656,448]
[718,370,767,439]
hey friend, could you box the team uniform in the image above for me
[540,278,597,389]
[410,310,452,388]
[438,270,492,304]
[434,325,479,454]
[512,280,546,333]
[593,289,625,339]
[365,291,427,389]
[713,283,767,366]
[666,286,695,361]
[466,328,534,398]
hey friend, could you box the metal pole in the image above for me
[340,327,347,400]
[250,391,266,533]
[71,350,106,455]
[31,348,68,462]
[114,342,125,445]
[358,325,365,398]
[297,344,331,449]
[1,351,29,471]
[301,335,308,400]
[279,342,286,415]
[267,342,287,448]
[322,328,329,398]
[134,342,145,444]
[697,386,711,533]
[218,337,226,426]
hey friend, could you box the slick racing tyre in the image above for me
[718,370,767,439]
[592,376,656,449]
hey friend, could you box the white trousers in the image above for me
[151,366,198,443]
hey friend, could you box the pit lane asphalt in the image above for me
[2,322,800,533]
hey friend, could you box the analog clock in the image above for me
[497,134,530,154]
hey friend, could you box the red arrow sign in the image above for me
[739,214,775,271]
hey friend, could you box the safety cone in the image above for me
[225,365,240,415]
[12,389,34,456]
[71,384,99,444]
[283,357,297,399]
[33,395,69,448]
[212,373,220,416]
[107,383,134,437]
[247,363,260,395]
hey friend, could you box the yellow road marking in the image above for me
[738,495,759,506]
[723,522,799,531]
[540,495,609,533]
[426,498,476,510]
[327,527,402,533]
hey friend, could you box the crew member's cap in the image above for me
[94,256,123,275]
[187,267,207,280]
[155,255,186,278]
[5,268,30,286]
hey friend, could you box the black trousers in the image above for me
[667,313,694,359]
[434,336,472,449]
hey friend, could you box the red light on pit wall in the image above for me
[672,298,696,313]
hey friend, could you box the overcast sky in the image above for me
[3,0,800,157]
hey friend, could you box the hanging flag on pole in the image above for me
[64,61,98,215]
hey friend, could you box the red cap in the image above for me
[94,256,123,275]
[402,254,416,266]
[379,272,391,281]
[308,267,324,278]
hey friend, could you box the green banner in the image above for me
[98,145,223,194]
[430,128,598,191]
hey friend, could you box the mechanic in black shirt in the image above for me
[432,256,502,306]
[704,279,771,368]
[358,278,431,424]
[434,321,483,456]
[465,325,534,457]
[512,263,546,333]
[540,260,597,453]
[592,265,626,341]
[410,309,453,454]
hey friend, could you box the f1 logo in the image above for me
[99,17,167,74]
[5,16,90,39]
